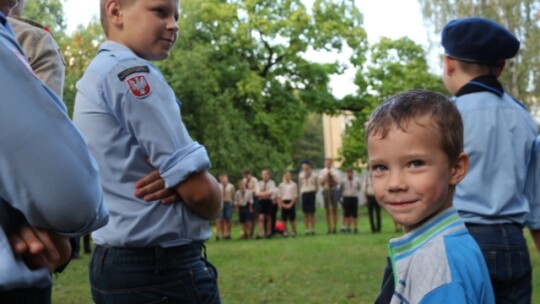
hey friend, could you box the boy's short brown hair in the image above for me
[366,89,464,164]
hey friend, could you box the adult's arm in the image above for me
[0,32,108,235]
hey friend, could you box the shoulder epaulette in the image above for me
[10,16,51,33]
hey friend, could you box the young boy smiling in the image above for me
[368,90,494,304]
[73,0,222,303]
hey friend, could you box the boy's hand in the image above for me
[8,225,71,273]
[135,170,179,205]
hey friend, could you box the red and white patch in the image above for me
[125,75,152,98]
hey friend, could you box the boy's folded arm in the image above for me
[173,171,222,220]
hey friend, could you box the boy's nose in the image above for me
[387,170,407,192]
[168,18,179,32]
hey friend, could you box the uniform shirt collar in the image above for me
[0,11,6,25]
[455,75,504,98]
[99,40,137,55]
[0,11,15,37]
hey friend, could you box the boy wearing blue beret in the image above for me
[441,17,540,303]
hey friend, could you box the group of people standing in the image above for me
[214,158,384,241]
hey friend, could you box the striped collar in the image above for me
[387,208,466,288]
[388,208,465,262]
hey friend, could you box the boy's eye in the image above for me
[409,160,424,168]
[371,164,387,173]
[153,7,167,16]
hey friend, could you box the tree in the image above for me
[418,0,540,107]
[338,37,445,167]
[20,0,66,34]
[159,0,367,178]
[59,20,104,115]
[291,113,325,169]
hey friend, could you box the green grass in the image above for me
[52,207,540,303]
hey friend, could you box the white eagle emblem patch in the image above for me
[126,75,151,98]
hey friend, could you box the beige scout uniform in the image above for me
[278,181,298,201]
[8,16,65,97]
[219,183,235,203]
[243,176,259,194]
[341,176,361,198]
[299,171,318,194]
[319,167,340,208]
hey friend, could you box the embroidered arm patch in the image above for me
[125,75,152,99]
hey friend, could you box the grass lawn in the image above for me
[52,207,540,303]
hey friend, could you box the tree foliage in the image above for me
[20,0,66,34]
[36,0,443,178]
[59,20,104,115]
[418,0,540,107]
[338,37,445,168]
[291,113,325,169]
[158,0,367,179]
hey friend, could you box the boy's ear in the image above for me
[494,61,506,78]
[443,55,456,76]
[106,0,123,27]
[450,152,469,186]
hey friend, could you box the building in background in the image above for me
[322,111,355,168]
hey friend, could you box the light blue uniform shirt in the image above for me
[0,13,108,291]
[525,136,540,230]
[454,91,538,226]
[73,41,211,248]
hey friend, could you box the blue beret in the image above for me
[442,17,519,65]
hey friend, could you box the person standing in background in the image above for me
[340,168,361,234]
[299,160,318,235]
[319,158,340,234]
[363,173,381,233]
[255,169,276,238]
[278,171,298,237]
[216,173,235,240]
[242,169,259,239]
[234,181,254,240]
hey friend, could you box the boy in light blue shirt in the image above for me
[73,0,222,302]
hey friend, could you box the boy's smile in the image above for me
[367,116,466,232]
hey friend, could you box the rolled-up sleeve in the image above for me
[525,136,540,230]
[0,38,108,236]
[108,61,210,189]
